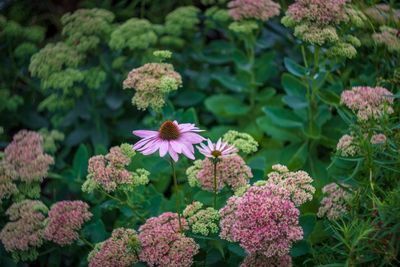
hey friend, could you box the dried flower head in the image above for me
[340,86,394,121]
[267,164,315,206]
[138,212,199,267]
[336,134,359,157]
[3,130,54,183]
[317,183,352,220]
[44,201,92,246]
[220,184,303,257]
[191,154,252,192]
[228,0,280,21]
[183,202,220,236]
[123,63,182,111]
[109,18,157,51]
[88,228,140,267]
[222,130,258,154]
[84,145,149,193]
[0,200,48,261]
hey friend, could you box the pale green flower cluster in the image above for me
[61,8,115,52]
[186,160,202,188]
[205,7,231,28]
[153,50,172,61]
[39,129,65,154]
[160,6,200,48]
[228,21,258,35]
[109,18,157,51]
[222,130,258,154]
[183,202,220,236]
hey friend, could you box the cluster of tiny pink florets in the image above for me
[336,134,359,157]
[138,212,199,267]
[88,228,140,267]
[370,133,387,145]
[87,146,132,192]
[123,63,182,111]
[317,183,352,220]
[228,0,281,21]
[44,200,92,246]
[220,184,303,258]
[340,86,394,121]
[196,154,253,192]
[241,253,292,267]
[0,200,48,254]
[267,164,315,206]
[287,0,348,26]
[2,130,54,183]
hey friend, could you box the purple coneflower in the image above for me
[132,120,204,162]
[198,138,238,159]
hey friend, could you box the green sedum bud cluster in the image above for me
[183,201,220,236]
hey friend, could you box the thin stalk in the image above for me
[80,235,94,248]
[169,158,183,232]
[213,159,218,208]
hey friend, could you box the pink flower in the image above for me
[317,183,351,220]
[340,86,394,121]
[0,200,48,261]
[220,184,303,257]
[371,133,387,145]
[195,154,253,192]
[197,138,238,159]
[88,228,140,267]
[228,0,281,21]
[241,253,292,267]
[44,201,92,246]
[138,212,199,267]
[3,130,54,183]
[133,120,204,161]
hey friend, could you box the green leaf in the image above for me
[284,57,308,77]
[256,116,302,142]
[205,95,250,118]
[255,51,276,84]
[83,220,107,242]
[287,142,308,169]
[174,91,205,107]
[227,243,246,257]
[282,73,307,97]
[73,144,89,180]
[291,240,310,257]
[262,107,303,128]
[318,90,340,106]
[300,213,316,240]
[282,95,308,109]
[211,73,247,92]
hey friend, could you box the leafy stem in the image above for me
[169,157,183,232]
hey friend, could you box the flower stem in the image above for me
[213,159,218,209]
[169,158,183,232]
[80,235,94,248]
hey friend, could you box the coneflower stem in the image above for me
[169,158,183,232]
[213,159,218,209]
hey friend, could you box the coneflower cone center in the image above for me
[159,121,180,140]
[211,150,222,158]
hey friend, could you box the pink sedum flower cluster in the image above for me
[86,146,146,192]
[0,200,48,260]
[370,133,387,145]
[44,200,92,246]
[138,212,199,267]
[88,228,140,267]
[317,183,351,220]
[196,154,253,192]
[267,164,315,206]
[220,184,303,258]
[0,170,17,203]
[287,0,347,26]
[123,63,182,111]
[340,86,394,121]
[336,134,359,157]
[3,130,54,183]
[241,253,292,267]
[228,0,281,21]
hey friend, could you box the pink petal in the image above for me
[159,141,169,157]
[170,140,183,153]
[207,139,214,151]
[216,138,222,150]
[133,136,156,150]
[132,130,158,138]
[180,132,205,144]
[181,144,195,160]
[168,147,179,162]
